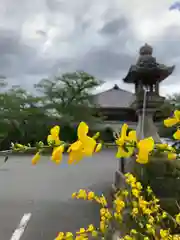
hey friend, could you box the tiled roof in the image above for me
[93,84,134,108]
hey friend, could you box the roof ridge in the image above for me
[93,84,133,96]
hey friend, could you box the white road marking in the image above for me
[10,213,32,240]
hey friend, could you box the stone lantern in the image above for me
[123,43,175,142]
[113,44,178,199]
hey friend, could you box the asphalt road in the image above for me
[0,150,117,240]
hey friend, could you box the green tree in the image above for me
[0,85,51,149]
[34,71,102,125]
[159,93,180,118]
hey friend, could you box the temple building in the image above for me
[93,84,137,132]
[93,83,164,132]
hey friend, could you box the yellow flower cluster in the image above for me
[72,189,112,235]
[12,109,180,239]
[54,189,111,239]
[54,173,180,240]
[13,110,180,167]
[115,110,180,163]
[164,110,180,139]
[124,173,180,240]
[115,123,155,164]
[31,122,102,165]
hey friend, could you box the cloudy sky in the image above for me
[0,0,180,96]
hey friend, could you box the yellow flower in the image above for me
[67,122,97,164]
[99,196,108,207]
[87,224,94,232]
[114,199,125,208]
[173,129,180,140]
[75,237,86,240]
[160,229,170,239]
[115,124,136,158]
[124,235,133,240]
[164,110,180,127]
[136,137,154,164]
[67,141,84,164]
[76,228,86,235]
[136,182,143,190]
[128,130,137,143]
[55,232,64,240]
[132,188,140,198]
[95,143,102,152]
[114,212,122,219]
[72,192,76,198]
[176,213,180,224]
[100,221,106,233]
[87,191,95,200]
[101,216,106,221]
[146,224,155,235]
[122,190,129,197]
[125,173,137,185]
[147,186,153,195]
[148,216,154,224]
[138,197,148,210]
[77,189,87,199]
[65,232,73,239]
[115,199,125,213]
[156,143,177,160]
[165,145,177,160]
[15,143,25,149]
[132,201,138,207]
[130,229,137,235]
[131,207,139,217]
[162,212,167,219]
[77,122,96,156]
[92,131,100,140]
[32,152,40,165]
[100,208,106,216]
[105,210,112,219]
[143,208,152,215]
[91,230,98,237]
[172,235,180,240]
[47,125,61,145]
[168,152,177,160]
[156,143,168,150]
[51,145,64,164]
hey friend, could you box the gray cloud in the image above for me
[100,17,129,36]
[36,30,47,37]
[45,0,63,12]
[76,47,135,79]
[0,29,37,77]
[0,0,178,94]
[153,25,180,61]
[147,25,180,85]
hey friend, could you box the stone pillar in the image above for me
[131,91,165,142]
[135,82,138,93]
[150,85,153,92]
[136,108,161,142]
[155,82,159,94]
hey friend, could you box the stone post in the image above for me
[136,108,161,142]
[131,89,165,142]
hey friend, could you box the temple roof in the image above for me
[93,84,134,108]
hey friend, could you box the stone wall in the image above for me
[94,120,162,133]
